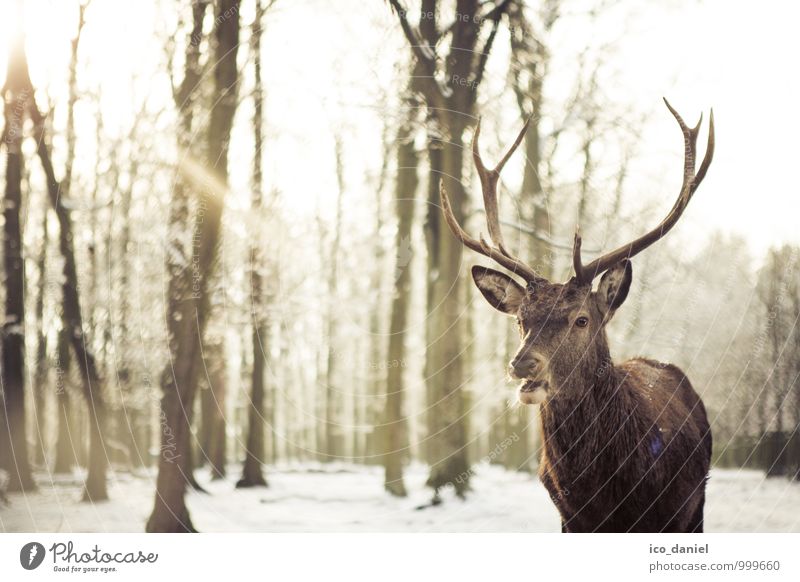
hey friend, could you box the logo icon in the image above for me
[20,542,46,570]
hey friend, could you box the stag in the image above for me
[442,100,714,532]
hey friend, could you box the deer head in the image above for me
[442,99,714,405]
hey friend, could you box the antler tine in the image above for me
[472,117,531,254]
[694,109,715,188]
[572,227,586,283]
[489,116,531,175]
[664,98,700,191]
[572,100,715,285]
[440,180,539,282]
[663,98,714,196]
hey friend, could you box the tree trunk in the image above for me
[16,0,107,500]
[238,0,269,488]
[383,109,418,497]
[115,156,140,466]
[33,114,109,501]
[388,0,507,497]
[365,128,391,465]
[53,328,76,473]
[323,137,345,461]
[0,36,35,491]
[147,0,239,532]
[32,200,49,468]
[422,127,442,467]
[239,328,268,487]
[206,341,227,480]
[146,0,210,530]
[425,126,471,497]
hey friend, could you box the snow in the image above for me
[1,463,798,533]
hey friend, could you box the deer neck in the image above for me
[540,355,638,481]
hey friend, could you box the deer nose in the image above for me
[508,354,538,379]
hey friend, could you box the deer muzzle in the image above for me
[518,379,548,405]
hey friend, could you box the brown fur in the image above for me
[474,269,712,533]
[539,357,711,532]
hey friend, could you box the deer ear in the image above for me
[596,259,632,318]
[471,266,526,315]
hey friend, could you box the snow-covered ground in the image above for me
[1,463,798,532]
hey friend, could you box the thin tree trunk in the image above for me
[198,384,213,468]
[32,196,49,468]
[365,121,391,465]
[422,126,442,467]
[425,126,470,497]
[383,106,418,496]
[238,0,269,488]
[28,0,107,500]
[323,137,345,460]
[53,328,76,473]
[206,341,227,480]
[354,116,393,463]
[238,323,268,486]
[115,146,140,466]
[33,109,109,501]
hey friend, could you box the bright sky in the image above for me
[1,0,797,256]
[601,0,800,254]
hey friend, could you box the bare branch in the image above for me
[386,0,445,105]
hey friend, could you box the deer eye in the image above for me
[575,316,589,328]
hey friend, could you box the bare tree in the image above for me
[1,1,108,499]
[31,189,49,468]
[35,105,110,502]
[0,14,36,493]
[388,0,513,499]
[382,76,420,496]
[147,0,241,532]
[238,0,271,488]
[322,136,346,460]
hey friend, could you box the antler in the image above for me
[572,99,715,285]
[441,118,540,283]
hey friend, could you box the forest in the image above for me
[1,0,799,533]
